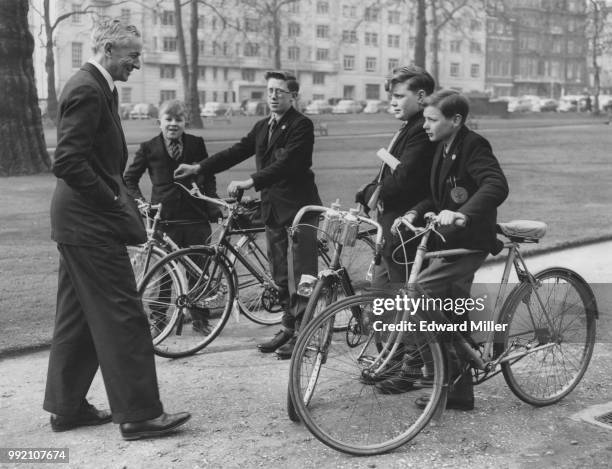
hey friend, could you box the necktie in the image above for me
[268,118,277,146]
[112,87,119,111]
[169,139,181,161]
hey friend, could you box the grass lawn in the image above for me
[2,114,612,354]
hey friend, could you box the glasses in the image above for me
[267,88,292,97]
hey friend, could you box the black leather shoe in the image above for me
[50,401,112,432]
[120,412,191,441]
[374,367,423,394]
[257,330,293,353]
[275,336,297,360]
[414,395,474,410]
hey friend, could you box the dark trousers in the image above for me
[265,215,319,332]
[416,252,488,400]
[43,244,163,424]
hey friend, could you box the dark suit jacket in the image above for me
[411,125,509,254]
[50,63,146,246]
[124,133,219,222]
[198,106,321,226]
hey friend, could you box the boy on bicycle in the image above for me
[377,90,509,411]
[124,99,220,334]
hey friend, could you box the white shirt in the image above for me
[87,58,115,92]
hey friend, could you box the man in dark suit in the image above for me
[44,18,190,440]
[174,71,321,358]
[356,65,436,289]
[380,90,509,409]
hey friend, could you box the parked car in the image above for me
[244,100,269,116]
[129,103,156,119]
[558,95,580,112]
[490,96,518,113]
[200,102,230,117]
[363,99,389,114]
[331,99,362,114]
[304,99,333,115]
[514,95,542,112]
[539,98,558,112]
[119,103,134,120]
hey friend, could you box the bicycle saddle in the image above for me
[496,220,547,242]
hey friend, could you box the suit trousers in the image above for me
[265,215,319,331]
[416,251,488,400]
[43,243,163,423]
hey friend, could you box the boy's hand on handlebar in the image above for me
[173,163,200,179]
[435,210,466,227]
[391,212,416,235]
[227,178,254,197]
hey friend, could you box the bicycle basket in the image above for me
[232,200,263,229]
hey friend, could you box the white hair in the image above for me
[91,18,140,53]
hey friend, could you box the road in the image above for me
[1,241,611,468]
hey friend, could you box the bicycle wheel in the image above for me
[233,233,283,325]
[495,267,597,406]
[287,278,335,422]
[127,243,169,286]
[289,293,446,455]
[139,247,235,358]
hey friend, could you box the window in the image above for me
[71,4,82,23]
[450,63,460,77]
[288,22,301,37]
[242,69,256,81]
[313,94,325,100]
[365,32,378,47]
[316,25,330,38]
[244,42,260,56]
[288,46,300,61]
[120,87,131,104]
[71,42,82,68]
[223,42,228,56]
[470,64,480,78]
[213,67,218,80]
[365,7,379,21]
[212,17,217,30]
[160,90,176,102]
[388,58,399,72]
[343,55,355,70]
[470,41,482,53]
[365,56,377,72]
[388,10,400,24]
[316,1,329,14]
[343,85,355,99]
[245,17,258,32]
[161,11,175,26]
[223,67,228,80]
[213,91,218,102]
[199,40,206,55]
[120,8,131,23]
[163,37,177,52]
[365,84,379,100]
[316,48,329,60]
[342,30,357,43]
[313,72,325,84]
[343,5,356,17]
[198,15,205,29]
[470,19,481,30]
[199,90,206,104]
[288,1,300,13]
[388,34,400,48]
[450,40,461,52]
[198,66,206,80]
[160,65,176,79]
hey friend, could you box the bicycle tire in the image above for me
[232,233,283,326]
[128,243,169,286]
[289,293,446,455]
[494,267,597,406]
[287,278,335,422]
[138,247,235,358]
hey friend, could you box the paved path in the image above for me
[1,242,611,468]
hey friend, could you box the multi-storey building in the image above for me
[486,0,588,97]
[29,0,489,108]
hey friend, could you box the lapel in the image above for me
[265,106,297,156]
[81,63,128,166]
[436,125,468,201]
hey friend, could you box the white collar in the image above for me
[88,58,115,92]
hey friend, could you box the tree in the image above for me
[413,0,427,68]
[0,0,50,176]
[586,0,612,113]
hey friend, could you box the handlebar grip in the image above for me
[235,188,244,203]
[455,217,466,228]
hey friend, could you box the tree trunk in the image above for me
[429,1,440,88]
[414,0,427,68]
[188,0,203,128]
[174,0,189,103]
[0,0,51,176]
[43,0,58,123]
[591,0,601,114]
[272,6,282,69]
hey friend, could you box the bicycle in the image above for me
[137,184,377,358]
[288,213,598,455]
[285,202,384,421]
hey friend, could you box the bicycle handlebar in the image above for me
[174,181,237,209]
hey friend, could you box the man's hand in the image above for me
[435,210,467,227]
[227,178,254,197]
[173,163,200,179]
[391,212,416,235]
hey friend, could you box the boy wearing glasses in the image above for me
[174,71,321,358]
